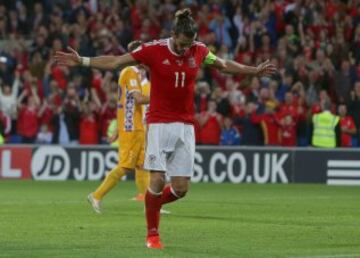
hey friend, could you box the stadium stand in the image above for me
[0,0,359,147]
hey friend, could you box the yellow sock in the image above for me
[93,166,126,200]
[135,168,150,195]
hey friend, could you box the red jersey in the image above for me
[278,103,298,120]
[40,106,54,132]
[280,123,297,147]
[340,116,356,147]
[251,112,280,145]
[17,106,39,138]
[199,112,222,145]
[79,115,99,145]
[130,38,209,124]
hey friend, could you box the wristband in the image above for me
[81,57,91,67]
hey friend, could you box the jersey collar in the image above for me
[167,38,181,57]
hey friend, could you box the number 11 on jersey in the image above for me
[174,71,185,88]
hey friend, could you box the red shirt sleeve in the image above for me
[130,43,155,67]
[197,43,210,63]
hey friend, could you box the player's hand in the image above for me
[256,59,277,77]
[54,46,81,67]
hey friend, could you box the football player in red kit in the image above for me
[55,8,276,249]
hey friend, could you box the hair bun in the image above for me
[175,8,192,19]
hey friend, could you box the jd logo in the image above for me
[31,147,70,180]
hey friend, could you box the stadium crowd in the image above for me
[0,0,360,147]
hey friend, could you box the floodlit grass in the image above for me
[0,181,360,258]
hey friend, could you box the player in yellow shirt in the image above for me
[87,40,150,213]
[105,73,151,201]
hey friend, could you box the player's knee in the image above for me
[172,188,188,198]
[171,178,190,198]
[149,172,166,192]
[174,188,188,198]
[171,185,188,198]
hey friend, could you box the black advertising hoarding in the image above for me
[1,145,359,185]
[294,149,360,185]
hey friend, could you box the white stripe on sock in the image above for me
[147,187,162,196]
[170,186,180,198]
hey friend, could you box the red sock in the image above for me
[161,185,179,205]
[145,190,162,237]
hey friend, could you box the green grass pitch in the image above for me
[0,181,360,258]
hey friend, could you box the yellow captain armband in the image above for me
[203,51,217,65]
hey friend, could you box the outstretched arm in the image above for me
[209,56,277,77]
[54,47,138,70]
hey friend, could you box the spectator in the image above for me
[279,114,297,147]
[0,71,20,120]
[256,87,278,115]
[50,104,66,144]
[62,86,81,144]
[276,72,293,102]
[334,59,357,103]
[251,101,281,146]
[338,104,356,147]
[232,6,245,40]
[198,100,222,145]
[311,101,340,148]
[220,116,240,145]
[32,2,48,31]
[349,81,360,146]
[234,102,263,146]
[17,94,41,144]
[245,77,261,103]
[291,82,308,146]
[226,77,245,106]
[91,69,109,103]
[212,87,231,117]
[38,98,56,134]
[278,91,298,119]
[306,70,320,107]
[194,81,211,113]
[79,101,99,145]
[311,90,333,115]
[209,9,232,49]
[36,124,53,144]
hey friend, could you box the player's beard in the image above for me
[174,46,185,55]
[177,47,188,56]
